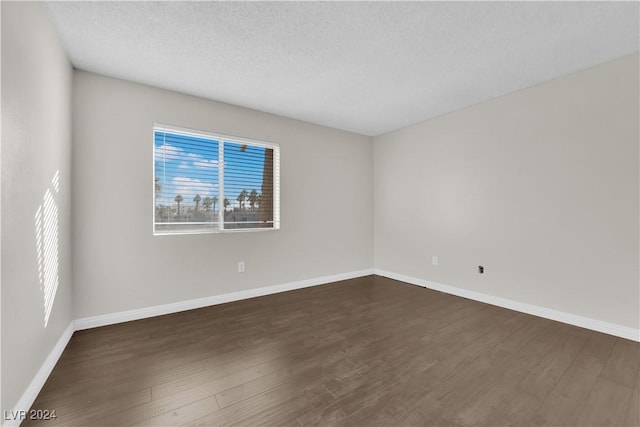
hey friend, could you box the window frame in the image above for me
[153,123,280,236]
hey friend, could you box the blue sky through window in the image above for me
[154,131,266,210]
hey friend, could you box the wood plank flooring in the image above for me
[25,275,639,426]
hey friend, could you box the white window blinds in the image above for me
[154,125,280,235]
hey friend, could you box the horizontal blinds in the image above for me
[154,130,220,234]
[154,126,279,234]
[223,141,275,229]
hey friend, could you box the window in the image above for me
[154,124,280,235]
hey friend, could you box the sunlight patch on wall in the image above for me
[34,170,60,327]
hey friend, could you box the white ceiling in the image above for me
[45,1,639,137]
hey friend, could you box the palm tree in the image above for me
[256,194,262,210]
[174,195,183,216]
[203,197,212,212]
[193,194,201,213]
[154,177,161,196]
[248,189,258,211]
[212,196,218,213]
[154,177,162,210]
[224,198,230,211]
[237,189,248,211]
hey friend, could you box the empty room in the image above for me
[1,1,639,426]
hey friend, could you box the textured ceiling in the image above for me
[45,1,639,136]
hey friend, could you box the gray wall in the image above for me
[72,71,373,319]
[2,2,637,415]
[1,1,73,412]
[374,54,640,330]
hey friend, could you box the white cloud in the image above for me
[164,176,218,203]
[155,146,218,170]
[186,152,218,169]
[155,143,183,162]
[193,159,219,169]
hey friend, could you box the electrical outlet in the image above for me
[238,261,246,273]
[432,256,438,266]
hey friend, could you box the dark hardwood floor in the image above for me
[26,275,639,426]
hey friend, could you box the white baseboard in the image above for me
[7,267,635,427]
[74,269,374,330]
[374,269,639,342]
[4,322,75,427]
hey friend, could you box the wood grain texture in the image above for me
[24,275,639,427]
